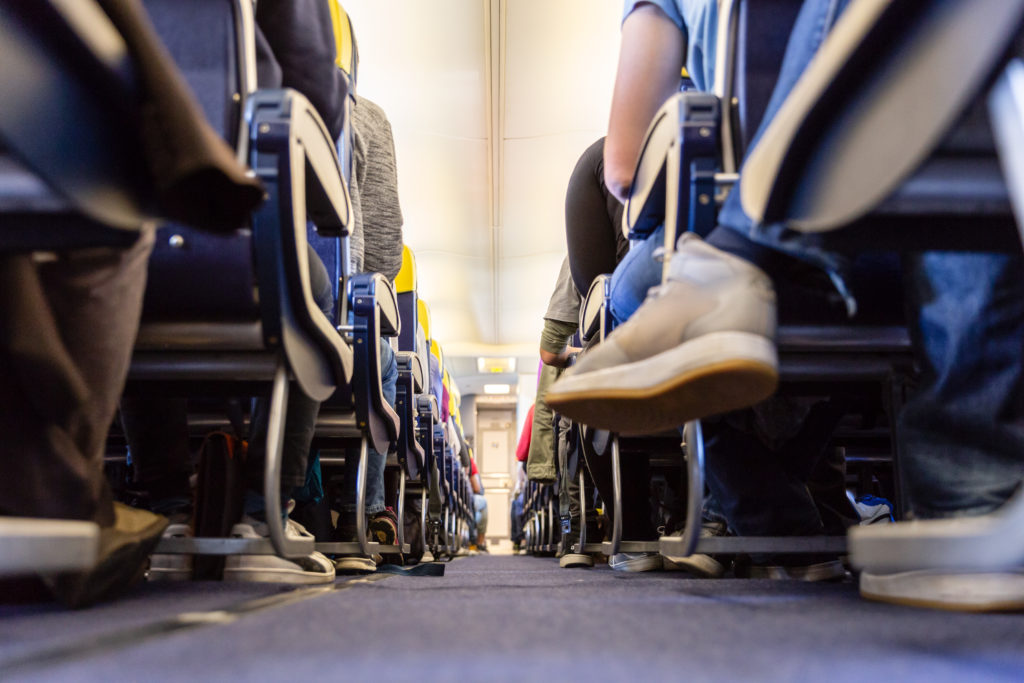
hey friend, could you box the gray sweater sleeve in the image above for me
[351,95,404,280]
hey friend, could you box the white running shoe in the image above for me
[223,515,335,584]
[147,521,194,582]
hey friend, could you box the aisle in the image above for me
[3,554,1024,681]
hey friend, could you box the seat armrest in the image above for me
[350,272,400,337]
[249,89,354,401]
[625,91,721,240]
[579,274,611,344]
[397,350,425,393]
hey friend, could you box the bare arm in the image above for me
[539,347,581,368]
[604,4,687,203]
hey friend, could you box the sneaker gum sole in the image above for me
[860,571,1024,612]
[559,553,595,568]
[222,566,335,584]
[547,332,777,435]
[335,556,377,573]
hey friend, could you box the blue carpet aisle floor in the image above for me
[2,554,1024,681]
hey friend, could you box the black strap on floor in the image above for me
[376,562,445,576]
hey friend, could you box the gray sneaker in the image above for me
[546,234,778,435]
[661,521,727,578]
[610,552,663,572]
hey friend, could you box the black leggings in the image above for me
[564,138,629,294]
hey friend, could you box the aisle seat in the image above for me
[722,0,1024,573]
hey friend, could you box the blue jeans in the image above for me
[340,337,397,515]
[609,225,665,325]
[899,252,1024,520]
[473,493,488,535]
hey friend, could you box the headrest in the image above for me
[740,0,1024,232]
[395,244,417,294]
[431,339,443,366]
[329,1,358,84]
[418,299,431,340]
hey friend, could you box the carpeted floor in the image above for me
[3,554,1024,681]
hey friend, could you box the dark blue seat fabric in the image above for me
[140,0,257,321]
[0,2,154,246]
[734,0,804,161]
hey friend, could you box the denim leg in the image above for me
[608,224,665,325]
[340,338,397,514]
[119,396,192,510]
[715,0,855,298]
[473,493,488,535]
[703,418,824,537]
[899,252,1024,520]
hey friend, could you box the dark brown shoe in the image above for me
[45,503,168,608]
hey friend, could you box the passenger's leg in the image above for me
[119,397,193,515]
[548,0,854,434]
[526,364,559,482]
[607,224,664,326]
[579,433,660,571]
[339,338,398,551]
[860,251,1024,610]
[565,138,628,294]
[473,493,488,546]
[0,231,170,606]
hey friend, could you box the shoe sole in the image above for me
[559,553,595,568]
[860,570,1024,612]
[662,553,724,578]
[746,560,847,582]
[334,556,377,573]
[610,556,663,572]
[222,566,335,584]
[547,332,777,435]
[47,514,169,608]
[146,565,194,582]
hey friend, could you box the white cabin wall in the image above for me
[341,0,621,365]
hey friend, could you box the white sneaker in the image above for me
[147,521,194,582]
[610,552,663,573]
[547,234,777,435]
[860,569,1024,611]
[847,492,894,525]
[223,515,335,584]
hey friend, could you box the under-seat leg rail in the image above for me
[264,357,316,559]
[659,420,705,559]
[354,435,371,557]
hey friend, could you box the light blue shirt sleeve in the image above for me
[621,0,717,93]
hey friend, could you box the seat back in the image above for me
[0,1,155,240]
[395,245,419,352]
[733,0,804,160]
[140,0,257,321]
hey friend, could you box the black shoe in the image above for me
[45,503,169,608]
